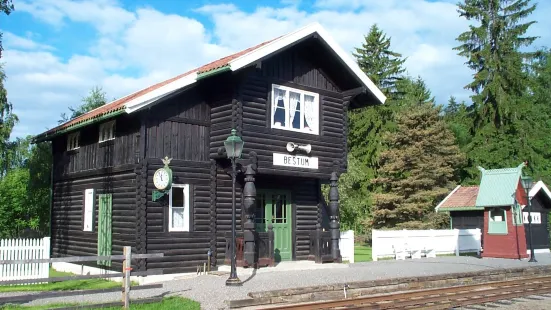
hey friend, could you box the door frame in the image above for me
[255,189,294,261]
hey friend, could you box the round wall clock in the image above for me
[153,157,173,190]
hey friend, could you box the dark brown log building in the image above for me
[35,23,386,275]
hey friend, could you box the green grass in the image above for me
[0,297,200,310]
[0,268,122,292]
[354,244,373,262]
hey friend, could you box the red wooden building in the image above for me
[437,163,534,259]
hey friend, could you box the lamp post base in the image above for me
[225,277,243,286]
[529,256,538,263]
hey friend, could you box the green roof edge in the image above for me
[197,66,231,80]
[33,109,125,143]
[437,206,484,212]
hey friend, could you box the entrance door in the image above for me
[255,190,292,261]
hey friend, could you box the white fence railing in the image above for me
[340,230,354,263]
[372,229,481,261]
[0,237,50,282]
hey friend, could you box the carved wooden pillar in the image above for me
[328,172,341,262]
[242,164,256,266]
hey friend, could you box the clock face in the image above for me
[153,168,171,190]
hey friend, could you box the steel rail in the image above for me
[345,281,551,309]
[263,276,551,310]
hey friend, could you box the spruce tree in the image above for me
[371,103,465,229]
[342,25,408,233]
[454,0,538,128]
[353,24,406,97]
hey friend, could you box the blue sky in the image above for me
[1,0,550,138]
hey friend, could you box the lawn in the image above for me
[354,244,373,262]
[0,297,200,310]
[0,268,121,292]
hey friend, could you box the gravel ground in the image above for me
[1,254,551,310]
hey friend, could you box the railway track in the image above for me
[262,275,551,310]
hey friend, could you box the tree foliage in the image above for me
[59,86,107,124]
[0,65,18,177]
[352,24,406,97]
[0,0,14,58]
[371,103,465,229]
[454,0,538,129]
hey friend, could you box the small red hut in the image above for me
[476,163,529,259]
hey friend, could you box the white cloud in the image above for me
[3,32,54,51]
[4,0,551,139]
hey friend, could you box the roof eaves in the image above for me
[435,185,461,212]
[228,22,387,105]
[196,65,231,80]
[33,108,125,143]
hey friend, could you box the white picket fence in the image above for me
[372,229,481,261]
[0,237,50,283]
[340,230,354,263]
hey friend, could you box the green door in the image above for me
[255,190,292,261]
[97,194,112,267]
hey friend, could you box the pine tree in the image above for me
[371,103,465,229]
[454,0,538,129]
[352,24,406,97]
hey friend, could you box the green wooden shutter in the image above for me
[97,194,112,267]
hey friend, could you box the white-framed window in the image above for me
[169,184,190,232]
[523,211,542,224]
[271,84,319,135]
[99,120,115,142]
[83,189,95,232]
[67,131,80,151]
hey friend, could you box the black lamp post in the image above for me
[521,176,537,263]
[224,129,244,286]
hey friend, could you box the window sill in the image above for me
[487,232,508,235]
[99,139,115,147]
[168,229,190,233]
[271,125,319,136]
[66,148,80,154]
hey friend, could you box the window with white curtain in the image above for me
[271,84,319,135]
[169,184,190,232]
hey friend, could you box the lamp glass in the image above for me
[522,176,533,192]
[223,129,244,159]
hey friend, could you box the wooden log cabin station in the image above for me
[34,23,386,279]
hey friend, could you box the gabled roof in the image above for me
[35,22,386,142]
[529,180,551,201]
[475,163,526,208]
[435,185,481,212]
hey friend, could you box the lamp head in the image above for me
[223,129,244,159]
[521,175,533,193]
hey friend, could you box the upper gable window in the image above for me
[99,120,115,143]
[271,84,319,135]
[67,132,80,151]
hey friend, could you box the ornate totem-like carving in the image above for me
[242,164,257,266]
[328,171,341,262]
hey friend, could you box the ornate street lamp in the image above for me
[521,176,537,263]
[224,129,244,286]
